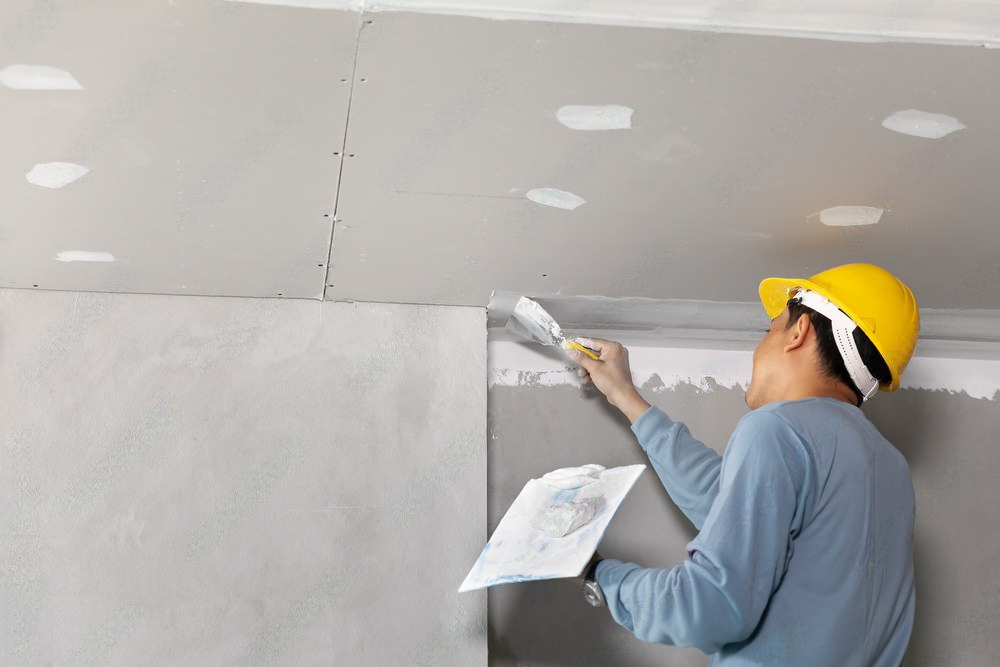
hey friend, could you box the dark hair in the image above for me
[785,298,892,406]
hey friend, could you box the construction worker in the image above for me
[569,263,919,666]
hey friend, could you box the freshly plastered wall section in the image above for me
[488,356,1000,666]
[0,291,486,666]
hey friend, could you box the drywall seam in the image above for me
[226,0,1000,47]
[321,6,367,302]
[488,340,1000,400]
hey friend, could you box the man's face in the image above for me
[745,308,790,410]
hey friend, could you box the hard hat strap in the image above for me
[794,290,880,401]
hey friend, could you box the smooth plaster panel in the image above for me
[0,1,356,298]
[0,290,486,666]
[488,381,1000,666]
[331,12,1000,309]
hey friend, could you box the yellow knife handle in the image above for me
[562,340,600,360]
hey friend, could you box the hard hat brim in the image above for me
[759,277,815,320]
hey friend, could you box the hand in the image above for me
[570,550,604,586]
[569,338,651,423]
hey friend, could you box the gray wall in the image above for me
[488,380,1000,666]
[0,290,487,666]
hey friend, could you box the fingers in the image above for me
[569,337,627,386]
[575,337,613,357]
[567,344,601,373]
[575,338,627,363]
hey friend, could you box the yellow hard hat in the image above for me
[758,263,920,392]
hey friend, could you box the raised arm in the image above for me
[570,338,722,528]
[632,407,721,529]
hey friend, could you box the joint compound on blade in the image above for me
[540,464,605,489]
[533,498,602,537]
[507,296,566,346]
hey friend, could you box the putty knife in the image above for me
[506,297,600,359]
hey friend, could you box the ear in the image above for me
[783,313,812,352]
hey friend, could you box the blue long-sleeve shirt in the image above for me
[595,398,915,666]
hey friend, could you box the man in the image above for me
[568,263,919,666]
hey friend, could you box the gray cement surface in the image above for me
[0,291,487,665]
[489,381,1000,666]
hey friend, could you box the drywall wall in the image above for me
[488,352,1000,665]
[0,290,486,665]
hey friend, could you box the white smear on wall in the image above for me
[526,188,586,211]
[489,341,751,393]
[817,206,884,227]
[902,357,1000,401]
[26,163,90,189]
[556,105,633,131]
[55,251,115,263]
[225,0,363,7]
[882,110,966,139]
[0,65,83,90]
[489,341,1000,400]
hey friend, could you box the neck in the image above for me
[778,376,859,406]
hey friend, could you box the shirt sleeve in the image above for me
[632,406,722,530]
[598,410,807,654]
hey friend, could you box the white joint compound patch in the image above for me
[816,206,884,227]
[526,188,586,211]
[556,105,633,131]
[532,498,600,537]
[26,163,90,189]
[881,110,966,139]
[0,65,83,90]
[55,251,115,263]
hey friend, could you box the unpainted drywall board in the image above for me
[488,381,1000,666]
[0,1,355,298]
[330,12,1000,309]
[0,290,486,665]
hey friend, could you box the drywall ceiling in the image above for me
[1,1,354,299]
[2,1,1000,313]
